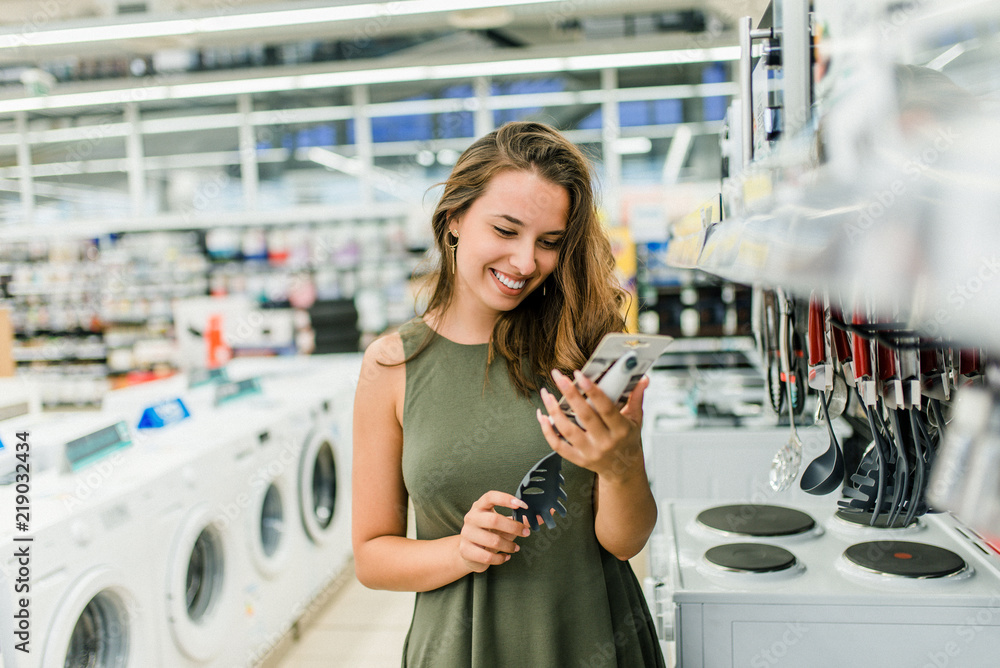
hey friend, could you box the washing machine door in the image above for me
[43,567,151,667]
[298,428,340,544]
[247,469,292,578]
[166,504,232,661]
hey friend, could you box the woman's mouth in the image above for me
[491,269,527,292]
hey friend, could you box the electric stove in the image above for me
[648,500,1000,667]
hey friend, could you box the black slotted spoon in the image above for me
[513,452,567,531]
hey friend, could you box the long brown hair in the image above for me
[412,121,627,395]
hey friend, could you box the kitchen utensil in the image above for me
[762,290,785,415]
[825,308,851,419]
[886,408,911,527]
[852,310,877,406]
[827,374,849,419]
[830,309,853,381]
[863,400,889,525]
[838,443,885,512]
[769,291,802,492]
[815,297,849,418]
[875,343,910,526]
[807,294,824,372]
[513,451,567,531]
[903,408,927,526]
[799,391,846,495]
[958,348,981,377]
[788,322,809,417]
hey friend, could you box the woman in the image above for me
[352,121,665,667]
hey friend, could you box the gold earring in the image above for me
[447,230,459,274]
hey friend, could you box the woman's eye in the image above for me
[494,227,516,237]
[539,239,561,250]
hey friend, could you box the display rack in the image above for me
[0,216,418,407]
[668,0,1000,349]
[667,0,1000,539]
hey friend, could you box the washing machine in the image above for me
[105,363,311,665]
[0,413,163,668]
[229,355,360,590]
[214,381,316,665]
[133,398,260,668]
[121,366,313,667]
[230,355,361,651]
[222,355,360,659]
[114,356,360,665]
[275,356,360,607]
[0,377,65,485]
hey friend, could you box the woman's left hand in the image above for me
[536,369,649,484]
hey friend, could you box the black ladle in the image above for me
[800,391,846,495]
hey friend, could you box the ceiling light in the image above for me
[437,149,460,166]
[416,150,436,167]
[925,43,966,71]
[305,147,418,200]
[304,147,363,175]
[447,7,515,30]
[613,137,653,154]
[0,46,739,114]
[0,0,562,50]
[662,124,693,183]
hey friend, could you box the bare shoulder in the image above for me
[356,331,406,422]
[362,329,405,368]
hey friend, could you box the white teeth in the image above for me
[493,270,526,290]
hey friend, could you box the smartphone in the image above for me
[556,333,673,424]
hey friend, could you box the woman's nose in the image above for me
[510,241,537,276]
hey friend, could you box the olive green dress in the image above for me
[398,318,665,668]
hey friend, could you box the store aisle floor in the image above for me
[274,568,414,667]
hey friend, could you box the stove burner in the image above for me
[705,543,798,573]
[844,541,967,578]
[697,504,816,537]
[836,509,917,529]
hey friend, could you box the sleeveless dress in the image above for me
[398,318,665,668]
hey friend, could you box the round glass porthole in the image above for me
[311,440,337,530]
[260,482,285,558]
[186,528,223,623]
[63,591,129,668]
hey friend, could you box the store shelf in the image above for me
[669,114,1000,351]
[0,202,415,239]
[0,217,418,401]
[667,0,1000,351]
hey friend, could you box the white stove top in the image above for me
[656,500,1000,604]
[649,499,1000,667]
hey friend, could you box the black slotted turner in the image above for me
[513,452,567,531]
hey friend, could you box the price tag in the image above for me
[138,398,191,430]
[214,377,262,406]
[188,366,229,388]
[64,421,132,472]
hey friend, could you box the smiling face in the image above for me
[449,168,569,323]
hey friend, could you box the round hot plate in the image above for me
[697,504,816,537]
[705,543,798,573]
[844,541,967,578]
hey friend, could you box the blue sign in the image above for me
[138,398,191,429]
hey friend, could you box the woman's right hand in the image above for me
[459,491,532,573]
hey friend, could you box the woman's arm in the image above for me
[352,334,529,592]
[536,372,657,561]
